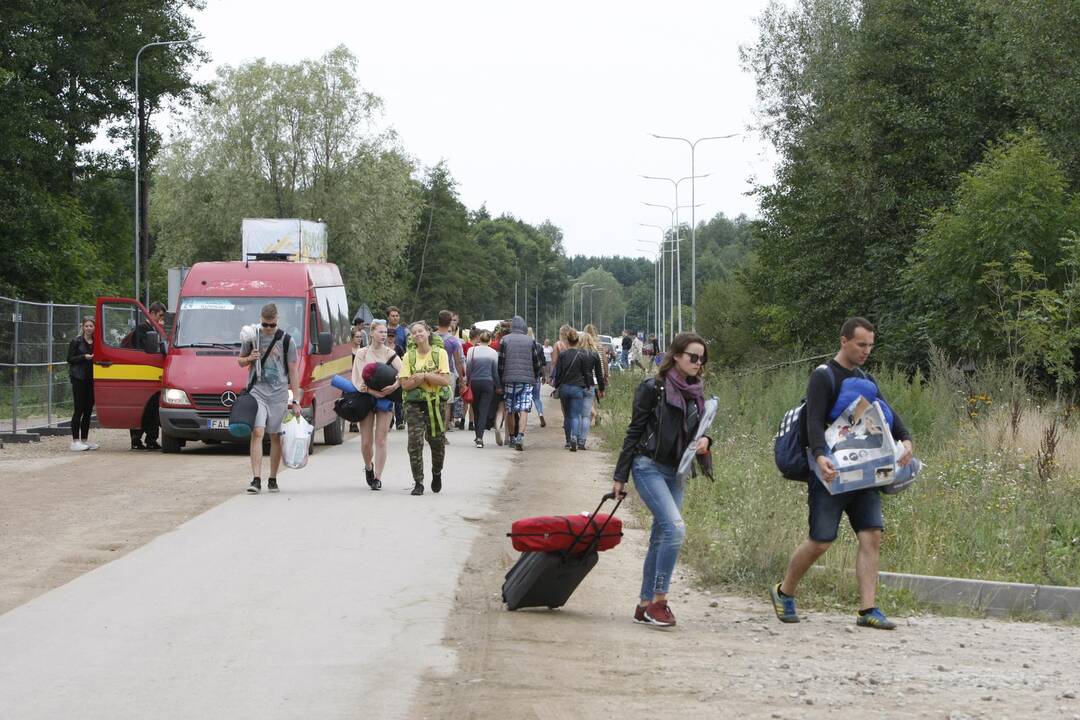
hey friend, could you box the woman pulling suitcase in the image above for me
[612,332,712,628]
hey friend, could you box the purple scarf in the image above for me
[664,368,705,416]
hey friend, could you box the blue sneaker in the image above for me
[770,582,799,623]
[856,607,897,630]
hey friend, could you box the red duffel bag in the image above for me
[508,512,623,554]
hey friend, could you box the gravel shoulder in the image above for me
[408,401,1080,720]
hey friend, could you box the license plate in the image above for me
[208,418,230,430]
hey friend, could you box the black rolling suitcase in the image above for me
[502,491,625,610]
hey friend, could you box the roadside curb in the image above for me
[879,571,1080,620]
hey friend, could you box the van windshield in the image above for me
[174,297,305,348]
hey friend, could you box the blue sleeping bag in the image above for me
[828,375,895,429]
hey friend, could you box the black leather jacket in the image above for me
[613,377,711,482]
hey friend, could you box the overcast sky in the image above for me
[181,0,776,259]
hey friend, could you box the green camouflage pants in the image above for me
[406,401,446,483]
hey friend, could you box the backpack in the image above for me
[774,364,834,481]
[403,332,451,434]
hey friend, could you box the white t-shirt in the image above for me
[543,345,553,363]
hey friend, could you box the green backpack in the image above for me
[404,332,451,434]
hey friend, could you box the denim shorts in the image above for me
[807,476,884,543]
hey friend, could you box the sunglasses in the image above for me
[261,321,277,328]
[683,352,706,365]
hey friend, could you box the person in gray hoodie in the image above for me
[497,315,545,451]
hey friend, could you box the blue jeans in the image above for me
[579,389,594,444]
[632,455,686,600]
[532,381,544,415]
[558,384,587,443]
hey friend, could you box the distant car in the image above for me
[599,334,616,358]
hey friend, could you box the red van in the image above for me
[93,260,353,452]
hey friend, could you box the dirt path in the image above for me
[409,400,1080,720]
[0,429,257,614]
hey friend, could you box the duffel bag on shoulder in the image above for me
[334,391,373,422]
[228,392,259,438]
[508,512,623,554]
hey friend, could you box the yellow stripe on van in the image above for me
[94,364,164,382]
[310,355,354,381]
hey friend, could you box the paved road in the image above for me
[0,426,508,719]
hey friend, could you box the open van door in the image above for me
[93,297,166,428]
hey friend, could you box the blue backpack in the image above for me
[774,364,835,481]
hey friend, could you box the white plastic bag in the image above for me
[280,414,313,469]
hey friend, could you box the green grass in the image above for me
[595,362,1080,615]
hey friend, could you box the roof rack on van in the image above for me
[245,252,293,263]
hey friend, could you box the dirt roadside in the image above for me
[409,401,1080,720]
[0,429,253,615]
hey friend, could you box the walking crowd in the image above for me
[66,303,914,634]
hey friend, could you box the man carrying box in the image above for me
[770,317,914,630]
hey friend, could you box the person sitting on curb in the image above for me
[612,332,712,628]
[397,321,450,496]
[770,316,914,630]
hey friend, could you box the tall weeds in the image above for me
[596,360,1080,607]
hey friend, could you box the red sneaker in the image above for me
[644,600,676,627]
[633,605,648,624]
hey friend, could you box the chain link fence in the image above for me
[0,296,95,434]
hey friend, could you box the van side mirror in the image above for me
[142,330,163,354]
[317,331,333,355]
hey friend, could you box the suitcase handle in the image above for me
[567,491,626,556]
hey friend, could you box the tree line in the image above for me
[726,0,1080,384]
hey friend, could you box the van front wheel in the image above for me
[324,414,344,446]
[161,432,184,454]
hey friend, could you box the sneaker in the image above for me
[145,440,161,450]
[365,464,376,488]
[431,473,442,494]
[564,442,572,450]
[84,441,99,451]
[349,423,360,433]
[515,436,524,451]
[643,600,676,627]
[578,441,588,451]
[569,441,577,452]
[130,440,146,451]
[396,422,406,431]
[371,478,382,491]
[856,607,897,630]
[267,478,279,493]
[633,604,649,624]
[474,438,483,448]
[770,582,800,623]
[539,415,546,428]
[70,441,88,452]
[247,478,261,494]
[495,427,503,446]
[410,482,424,496]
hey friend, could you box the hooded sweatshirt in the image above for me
[497,315,543,386]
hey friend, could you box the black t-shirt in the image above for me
[805,359,912,459]
[621,336,632,350]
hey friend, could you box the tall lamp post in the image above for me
[570,281,587,328]
[135,36,202,304]
[642,202,702,337]
[640,223,669,344]
[579,284,594,328]
[588,287,606,330]
[651,132,740,330]
[637,238,674,345]
[641,173,709,333]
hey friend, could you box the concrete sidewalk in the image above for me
[0,425,508,719]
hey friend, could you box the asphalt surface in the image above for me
[0,424,508,719]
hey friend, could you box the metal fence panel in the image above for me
[0,296,94,433]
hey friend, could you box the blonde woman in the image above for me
[579,324,608,445]
[351,320,402,490]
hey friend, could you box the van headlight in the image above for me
[162,388,191,406]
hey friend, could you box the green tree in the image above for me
[904,130,1080,358]
[0,0,204,300]
[151,46,418,311]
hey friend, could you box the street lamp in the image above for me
[570,281,587,328]
[579,284,594,328]
[642,202,702,337]
[640,223,671,345]
[637,239,674,344]
[135,35,203,303]
[651,132,740,330]
[588,287,606,330]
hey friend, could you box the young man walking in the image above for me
[435,310,467,434]
[239,303,300,494]
[398,321,450,495]
[497,315,545,450]
[620,330,632,370]
[770,317,914,630]
[386,306,408,430]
